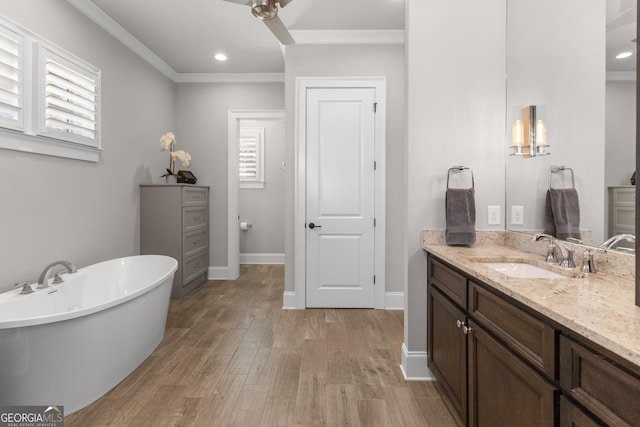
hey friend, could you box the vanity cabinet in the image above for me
[140,184,209,298]
[427,256,557,426]
[427,252,640,426]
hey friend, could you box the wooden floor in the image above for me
[66,264,460,427]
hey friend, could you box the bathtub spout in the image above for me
[37,261,77,289]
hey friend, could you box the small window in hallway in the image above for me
[239,126,265,189]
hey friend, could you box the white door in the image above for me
[305,87,376,308]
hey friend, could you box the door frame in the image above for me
[227,109,285,280]
[294,77,386,309]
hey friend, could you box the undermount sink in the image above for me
[481,262,568,279]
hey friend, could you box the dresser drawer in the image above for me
[469,281,557,379]
[183,251,208,284]
[182,187,208,206]
[182,206,207,232]
[559,335,640,426]
[183,229,207,258]
[429,257,467,309]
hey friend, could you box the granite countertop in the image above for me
[423,243,640,368]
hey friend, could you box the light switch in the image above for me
[488,206,500,225]
[511,205,524,225]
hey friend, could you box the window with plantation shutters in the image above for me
[0,15,102,162]
[37,44,100,147]
[0,23,23,131]
[239,127,265,189]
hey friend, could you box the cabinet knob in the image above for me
[462,325,473,335]
[456,319,463,329]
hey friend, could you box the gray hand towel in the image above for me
[543,189,556,236]
[445,188,476,245]
[546,188,581,240]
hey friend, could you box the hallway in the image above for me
[66,264,459,426]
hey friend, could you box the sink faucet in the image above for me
[532,234,576,268]
[599,234,635,252]
[37,261,77,289]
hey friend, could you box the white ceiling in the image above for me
[70,0,635,76]
[86,0,405,74]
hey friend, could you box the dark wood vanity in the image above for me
[427,252,640,426]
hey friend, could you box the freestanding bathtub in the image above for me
[0,255,178,414]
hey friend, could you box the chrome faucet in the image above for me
[37,261,77,289]
[14,281,34,295]
[532,234,576,268]
[599,234,635,253]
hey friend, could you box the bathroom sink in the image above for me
[481,262,567,279]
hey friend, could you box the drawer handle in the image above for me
[193,216,200,220]
[456,320,472,334]
[193,240,200,245]
[193,195,200,199]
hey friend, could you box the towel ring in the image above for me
[548,165,575,189]
[447,165,475,189]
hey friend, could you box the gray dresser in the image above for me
[140,184,209,298]
[608,186,635,238]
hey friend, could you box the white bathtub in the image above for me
[0,255,178,414]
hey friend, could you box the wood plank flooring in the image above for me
[66,264,460,427]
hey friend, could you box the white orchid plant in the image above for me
[160,132,191,178]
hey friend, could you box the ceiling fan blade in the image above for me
[263,16,295,45]
[606,9,636,31]
[278,0,294,8]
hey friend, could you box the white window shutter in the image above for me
[239,127,265,188]
[0,24,23,131]
[37,44,100,148]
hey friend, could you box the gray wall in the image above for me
[175,82,285,266]
[406,0,507,357]
[239,118,286,254]
[606,80,636,188]
[283,43,406,295]
[0,1,175,292]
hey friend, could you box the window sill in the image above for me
[240,181,265,189]
[0,128,102,162]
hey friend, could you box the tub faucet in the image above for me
[532,234,576,268]
[37,261,77,289]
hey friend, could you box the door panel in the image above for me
[306,87,376,308]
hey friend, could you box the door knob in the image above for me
[308,222,322,229]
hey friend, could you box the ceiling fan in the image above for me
[224,0,295,45]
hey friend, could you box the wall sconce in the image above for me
[510,105,550,157]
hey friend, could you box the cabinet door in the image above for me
[468,320,556,427]
[428,285,467,422]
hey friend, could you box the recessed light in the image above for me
[214,53,228,61]
[616,51,633,59]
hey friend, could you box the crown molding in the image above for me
[66,0,178,81]
[174,73,285,83]
[289,29,405,45]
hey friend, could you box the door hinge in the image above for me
[374,161,377,170]
[374,102,378,113]
[373,275,376,285]
[374,218,377,227]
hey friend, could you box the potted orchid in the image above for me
[160,132,191,184]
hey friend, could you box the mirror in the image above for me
[505,0,637,253]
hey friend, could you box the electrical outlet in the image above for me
[488,205,500,225]
[511,205,524,225]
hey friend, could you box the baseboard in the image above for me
[208,266,229,280]
[400,342,436,381]
[384,292,404,310]
[282,291,297,309]
[240,253,285,264]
